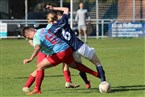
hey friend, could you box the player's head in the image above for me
[23,27,36,40]
[56,11,63,20]
[47,11,57,23]
[79,2,84,9]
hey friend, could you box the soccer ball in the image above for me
[99,81,111,93]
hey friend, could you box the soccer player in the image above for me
[46,10,91,89]
[22,27,99,95]
[22,40,80,93]
[46,5,106,83]
[75,2,91,43]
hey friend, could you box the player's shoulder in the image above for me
[62,14,68,18]
[46,24,52,30]
[83,9,88,12]
[36,28,47,35]
[35,29,41,35]
[59,14,68,23]
[77,9,82,12]
[37,28,46,32]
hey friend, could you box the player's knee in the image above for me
[69,62,77,69]
[36,63,43,70]
[90,55,101,65]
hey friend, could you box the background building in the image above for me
[0,0,145,37]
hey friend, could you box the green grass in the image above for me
[0,38,145,97]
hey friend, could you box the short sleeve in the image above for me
[33,34,41,48]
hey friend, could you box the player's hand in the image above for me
[46,5,53,9]
[28,40,33,46]
[23,58,32,64]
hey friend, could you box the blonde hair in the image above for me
[47,11,57,22]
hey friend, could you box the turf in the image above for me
[0,38,145,97]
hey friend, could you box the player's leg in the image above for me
[22,70,36,93]
[22,52,47,93]
[32,52,47,90]
[78,25,82,40]
[27,47,97,95]
[82,26,87,43]
[55,48,98,79]
[62,63,71,85]
[27,58,54,95]
[79,72,91,89]
[73,52,91,89]
[27,47,74,95]
[83,30,87,43]
[77,43,106,82]
[68,62,99,89]
[90,53,106,82]
[53,47,97,88]
[69,61,99,78]
[62,63,80,88]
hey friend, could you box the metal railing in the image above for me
[0,19,145,39]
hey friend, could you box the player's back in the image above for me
[37,28,69,55]
[47,14,84,51]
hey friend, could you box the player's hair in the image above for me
[22,27,31,38]
[79,2,84,8]
[56,10,63,16]
[47,10,57,22]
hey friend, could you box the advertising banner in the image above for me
[109,22,145,37]
[0,22,7,38]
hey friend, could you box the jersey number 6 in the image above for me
[62,29,71,41]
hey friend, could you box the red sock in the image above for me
[63,70,71,82]
[34,70,44,91]
[76,62,99,78]
[24,75,35,88]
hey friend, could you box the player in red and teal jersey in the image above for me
[22,39,80,93]
[22,27,99,95]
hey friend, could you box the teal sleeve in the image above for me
[33,35,41,48]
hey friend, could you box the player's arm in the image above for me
[74,11,79,25]
[23,34,41,64]
[53,7,69,15]
[46,5,69,15]
[86,10,91,24]
[23,44,40,64]
[29,44,40,61]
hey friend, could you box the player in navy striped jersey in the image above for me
[46,5,107,83]
[46,9,91,88]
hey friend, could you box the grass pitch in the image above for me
[0,38,144,97]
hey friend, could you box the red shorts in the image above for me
[37,51,47,64]
[46,47,74,66]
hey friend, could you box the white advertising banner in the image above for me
[0,22,7,38]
